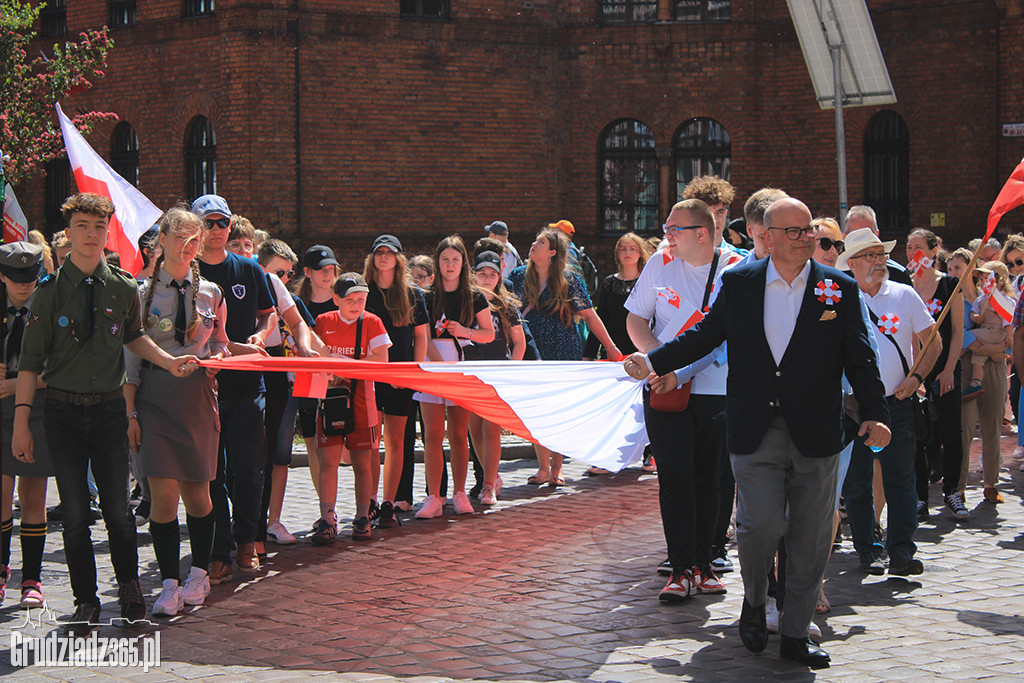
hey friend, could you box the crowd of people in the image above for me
[1,182,1021,670]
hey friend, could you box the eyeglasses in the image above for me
[274,269,295,280]
[817,237,845,254]
[849,251,888,263]
[411,273,430,283]
[205,218,231,230]
[768,226,816,240]
[662,224,706,236]
[1007,258,1024,268]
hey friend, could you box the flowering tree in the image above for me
[1,0,115,185]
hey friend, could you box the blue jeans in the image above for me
[211,392,267,562]
[843,397,918,558]
[45,396,138,606]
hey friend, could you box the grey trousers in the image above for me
[731,416,839,639]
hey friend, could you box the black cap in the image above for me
[473,250,502,273]
[484,220,509,235]
[0,242,44,283]
[303,245,340,271]
[371,234,402,253]
[334,272,370,298]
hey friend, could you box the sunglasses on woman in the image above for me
[817,237,845,254]
[1007,257,1024,268]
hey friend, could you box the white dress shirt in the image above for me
[763,258,811,366]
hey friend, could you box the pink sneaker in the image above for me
[20,580,44,608]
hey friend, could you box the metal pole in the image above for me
[832,43,848,227]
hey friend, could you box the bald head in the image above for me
[763,197,812,229]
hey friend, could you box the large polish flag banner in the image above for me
[985,156,1024,241]
[56,104,162,275]
[3,183,29,243]
[209,356,649,472]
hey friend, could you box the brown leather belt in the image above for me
[46,387,124,406]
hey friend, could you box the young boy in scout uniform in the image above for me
[11,193,200,637]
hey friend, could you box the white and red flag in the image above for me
[656,292,704,343]
[204,356,649,472]
[3,183,29,243]
[906,249,933,279]
[989,288,1016,324]
[56,104,162,275]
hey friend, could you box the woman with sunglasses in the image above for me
[1000,235,1024,292]
[363,235,429,527]
[811,218,843,267]
[906,229,966,520]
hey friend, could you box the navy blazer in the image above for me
[649,258,889,458]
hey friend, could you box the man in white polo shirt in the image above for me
[840,228,940,577]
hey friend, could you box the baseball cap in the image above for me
[303,244,340,271]
[548,219,575,237]
[0,242,44,283]
[190,194,231,218]
[473,250,502,273]
[334,272,370,299]
[371,234,402,253]
[484,221,508,236]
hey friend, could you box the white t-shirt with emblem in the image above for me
[625,248,736,395]
[862,279,934,395]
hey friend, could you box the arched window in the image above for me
[185,116,217,200]
[674,117,730,201]
[110,122,140,187]
[864,110,909,236]
[599,119,659,234]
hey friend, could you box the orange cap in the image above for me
[548,219,575,236]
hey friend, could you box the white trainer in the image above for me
[452,491,475,515]
[480,485,497,506]
[765,596,779,633]
[181,566,211,606]
[152,578,183,617]
[266,520,297,545]
[415,495,445,519]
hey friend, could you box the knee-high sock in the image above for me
[149,519,181,582]
[19,522,47,583]
[1,517,12,568]
[186,511,215,571]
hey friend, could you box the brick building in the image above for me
[17,0,1024,273]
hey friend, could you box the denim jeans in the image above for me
[45,396,137,606]
[844,397,918,558]
[644,391,726,570]
[211,392,267,563]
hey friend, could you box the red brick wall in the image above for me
[15,0,1024,277]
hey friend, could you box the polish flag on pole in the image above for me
[989,288,1016,324]
[56,104,162,275]
[205,357,649,472]
[985,156,1024,241]
[3,183,29,243]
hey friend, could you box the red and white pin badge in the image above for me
[815,279,842,305]
[878,313,900,335]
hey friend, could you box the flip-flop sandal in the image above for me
[585,467,611,476]
[548,477,565,487]
[527,473,549,485]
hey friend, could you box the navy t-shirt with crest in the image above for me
[199,251,274,397]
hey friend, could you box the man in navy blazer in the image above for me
[624,197,891,669]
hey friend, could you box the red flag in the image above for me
[56,104,162,275]
[985,157,1024,242]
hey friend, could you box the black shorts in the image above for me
[298,397,319,439]
[375,382,414,417]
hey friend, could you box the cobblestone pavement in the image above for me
[3,431,1024,681]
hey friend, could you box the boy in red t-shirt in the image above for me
[310,273,391,543]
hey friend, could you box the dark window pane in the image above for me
[185,116,217,200]
[599,120,659,234]
[674,0,730,22]
[674,117,731,201]
[401,0,449,19]
[185,0,215,17]
[109,0,137,27]
[864,111,910,236]
[601,1,658,24]
[44,158,71,234]
[110,122,140,187]
[40,0,67,37]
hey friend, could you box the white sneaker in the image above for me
[1012,446,1024,460]
[394,501,414,512]
[415,495,445,519]
[181,566,211,606]
[765,596,779,633]
[494,475,503,497]
[808,620,822,640]
[266,521,296,545]
[152,579,183,617]
[452,491,475,515]
[480,485,497,506]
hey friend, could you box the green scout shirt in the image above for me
[20,259,145,394]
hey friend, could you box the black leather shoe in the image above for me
[739,599,768,653]
[859,551,885,575]
[780,634,831,669]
